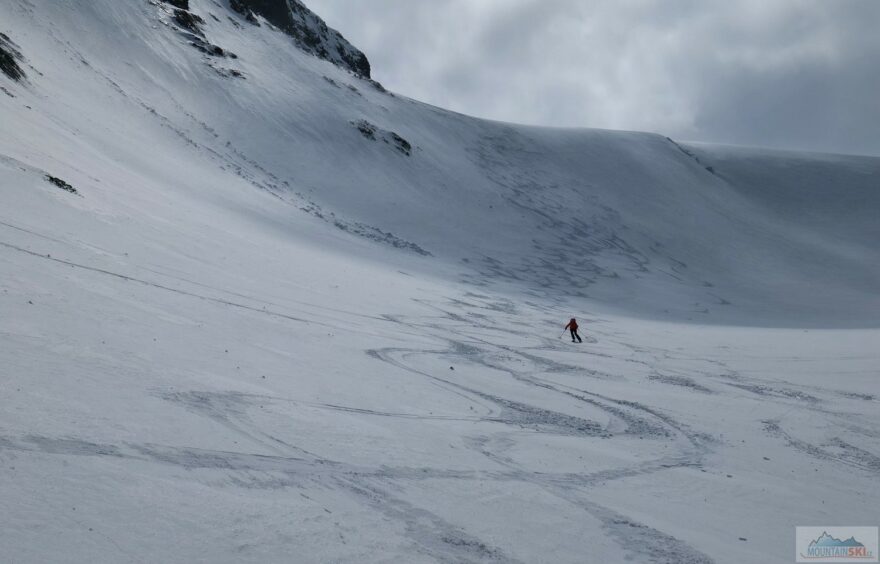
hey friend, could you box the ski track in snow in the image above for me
[1,235,878,561]
[1,231,703,559]
[0,226,718,560]
[1,180,878,563]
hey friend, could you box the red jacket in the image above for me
[564,319,578,331]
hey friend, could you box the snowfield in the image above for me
[1,1,878,563]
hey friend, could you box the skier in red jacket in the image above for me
[564,318,582,343]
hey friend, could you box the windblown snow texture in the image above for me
[1,1,878,563]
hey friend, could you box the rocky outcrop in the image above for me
[352,120,412,156]
[0,33,26,81]
[229,0,370,78]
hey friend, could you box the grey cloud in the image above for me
[308,0,880,156]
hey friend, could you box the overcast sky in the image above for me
[307,0,880,156]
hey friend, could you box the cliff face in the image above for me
[230,0,370,78]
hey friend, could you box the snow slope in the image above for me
[1,1,878,563]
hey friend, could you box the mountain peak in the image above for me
[229,0,370,78]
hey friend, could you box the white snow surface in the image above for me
[1,1,878,563]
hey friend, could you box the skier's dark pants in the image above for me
[570,329,582,343]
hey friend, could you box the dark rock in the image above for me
[227,0,370,77]
[214,66,245,79]
[190,39,233,58]
[230,0,260,25]
[352,120,413,157]
[173,9,205,35]
[0,33,26,81]
[45,175,77,194]
[354,119,377,140]
[389,132,412,156]
[161,0,189,9]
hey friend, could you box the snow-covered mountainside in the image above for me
[1,1,877,563]
[2,0,878,326]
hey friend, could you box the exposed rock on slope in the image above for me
[230,0,370,77]
[353,120,413,156]
[0,33,26,81]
